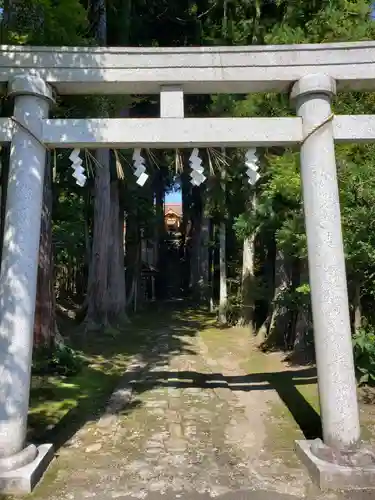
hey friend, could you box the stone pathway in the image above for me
[30,318,373,500]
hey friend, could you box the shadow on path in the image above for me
[133,367,322,440]
[32,302,214,450]
[32,302,321,452]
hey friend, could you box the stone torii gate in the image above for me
[0,41,375,493]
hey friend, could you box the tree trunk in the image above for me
[200,213,210,302]
[85,0,112,329]
[240,234,255,326]
[257,235,276,342]
[266,247,291,348]
[288,307,314,364]
[218,153,227,325]
[104,1,132,319]
[154,166,164,263]
[154,166,165,298]
[282,257,310,360]
[125,207,141,310]
[85,148,111,329]
[290,258,313,356]
[133,239,142,312]
[293,310,309,350]
[34,154,58,347]
[190,211,210,302]
[189,186,203,297]
[218,221,227,324]
[93,0,107,43]
[209,222,215,312]
[180,160,191,296]
[84,188,92,267]
[353,282,362,332]
[190,223,201,296]
[107,180,128,323]
[240,193,256,327]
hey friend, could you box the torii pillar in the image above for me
[0,72,54,493]
[291,74,375,489]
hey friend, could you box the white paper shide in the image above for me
[132,148,149,186]
[189,148,206,186]
[69,148,87,187]
[245,148,260,186]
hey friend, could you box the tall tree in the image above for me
[34,155,59,346]
[0,0,90,345]
[218,152,227,325]
[85,0,112,329]
[240,193,256,327]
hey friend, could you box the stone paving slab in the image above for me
[26,324,374,500]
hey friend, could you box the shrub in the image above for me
[32,342,83,376]
[352,326,375,386]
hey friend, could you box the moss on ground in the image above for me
[9,307,375,499]
[28,304,215,444]
[28,312,154,443]
[201,323,375,463]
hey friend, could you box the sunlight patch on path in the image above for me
[27,312,371,500]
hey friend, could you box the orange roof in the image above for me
[164,203,182,217]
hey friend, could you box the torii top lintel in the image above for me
[1,40,375,95]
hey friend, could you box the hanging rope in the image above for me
[300,112,334,146]
[10,115,49,150]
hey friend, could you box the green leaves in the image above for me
[5,0,89,45]
[353,327,375,386]
[33,342,83,376]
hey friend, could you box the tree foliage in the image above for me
[2,0,375,380]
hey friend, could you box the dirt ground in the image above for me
[21,310,375,500]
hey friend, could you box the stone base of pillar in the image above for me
[0,444,54,494]
[296,439,375,491]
